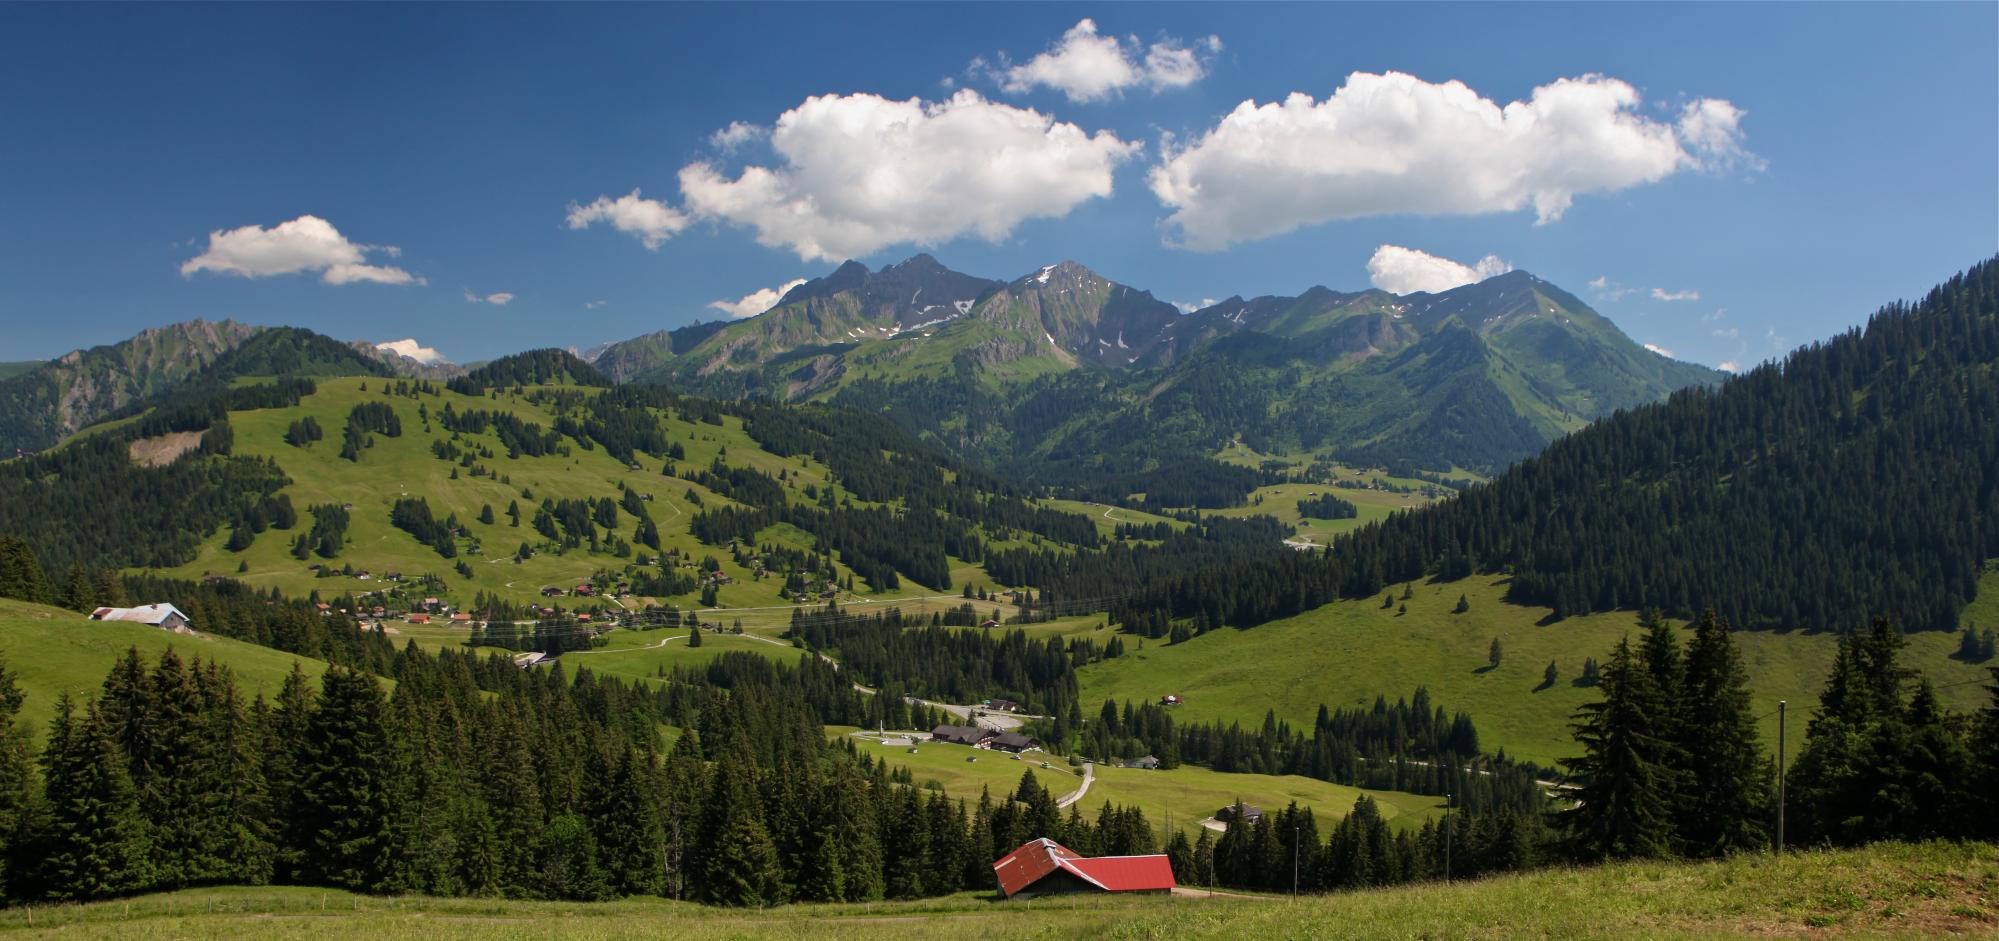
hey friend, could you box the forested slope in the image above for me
[1105,257,1999,635]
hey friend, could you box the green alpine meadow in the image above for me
[1,3,1994,938]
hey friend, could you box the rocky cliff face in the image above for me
[0,319,261,451]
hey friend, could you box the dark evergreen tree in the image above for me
[1676,612,1767,856]
[38,696,152,899]
[291,668,391,890]
[0,661,40,898]
[1559,638,1680,860]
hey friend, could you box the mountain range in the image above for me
[590,255,1719,477]
[2,256,1716,475]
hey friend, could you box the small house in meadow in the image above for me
[1216,804,1263,825]
[992,838,1175,899]
[989,732,1038,753]
[930,724,991,747]
[89,604,194,634]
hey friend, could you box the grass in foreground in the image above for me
[0,842,1988,939]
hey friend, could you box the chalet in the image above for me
[930,724,991,747]
[979,619,1002,629]
[540,586,564,597]
[89,604,193,634]
[449,612,472,624]
[1160,695,1181,706]
[992,838,1175,899]
[384,572,403,582]
[407,614,431,624]
[574,585,594,596]
[989,732,1038,753]
[315,603,332,615]
[422,597,440,609]
[986,698,1021,713]
[1215,804,1263,825]
[1127,755,1162,770]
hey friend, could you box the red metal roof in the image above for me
[992,839,1176,897]
[1065,855,1176,892]
[993,838,1071,897]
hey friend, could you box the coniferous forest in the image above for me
[1095,259,1999,637]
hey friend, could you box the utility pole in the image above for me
[1443,791,1452,882]
[1292,824,1300,898]
[1776,700,1787,855]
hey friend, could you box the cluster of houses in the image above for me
[540,582,633,600]
[928,724,1039,753]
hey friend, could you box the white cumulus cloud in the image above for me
[1643,343,1676,358]
[180,215,422,285]
[989,19,1221,103]
[376,338,448,365]
[565,189,690,250]
[463,290,515,305]
[1718,360,1741,373]
[1651,287,1701,302]
[709,278,808,320]
[710,121,766,151]
[1366,245,1512,295]
[678,90,1137,261]
[1150,71,1755,249]
[1174,298,1218,314]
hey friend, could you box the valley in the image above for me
[0,256,1993,928]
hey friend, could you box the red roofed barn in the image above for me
[991,838,1175,899]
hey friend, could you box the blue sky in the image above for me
[2,3,1993,369]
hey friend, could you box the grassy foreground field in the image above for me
[1079,574,1993,769]
[0,842,1988,939]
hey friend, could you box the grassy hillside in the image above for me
[0,362,39,382]
[839,726,1442,839]
[1078,574,1993,768]
[143,377,1041,622]
[0,598,337,740]
[2,841,1986,939]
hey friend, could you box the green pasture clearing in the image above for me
[1079,575,1992,769]
[0,599,339,741]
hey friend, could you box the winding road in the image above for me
[1055,762,1095,808]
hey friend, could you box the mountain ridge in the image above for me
[587,255,1719,476]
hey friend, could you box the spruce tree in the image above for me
[1677,611,1767,856]
[292,667,391,890]
[1559,638,1680,860]
[39,696,152,900]
[1790,618,1929,846]
[0,537,52,604]
[1191,826,1217,886]
[1975,667,1999,840]
[0,660,41,899]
